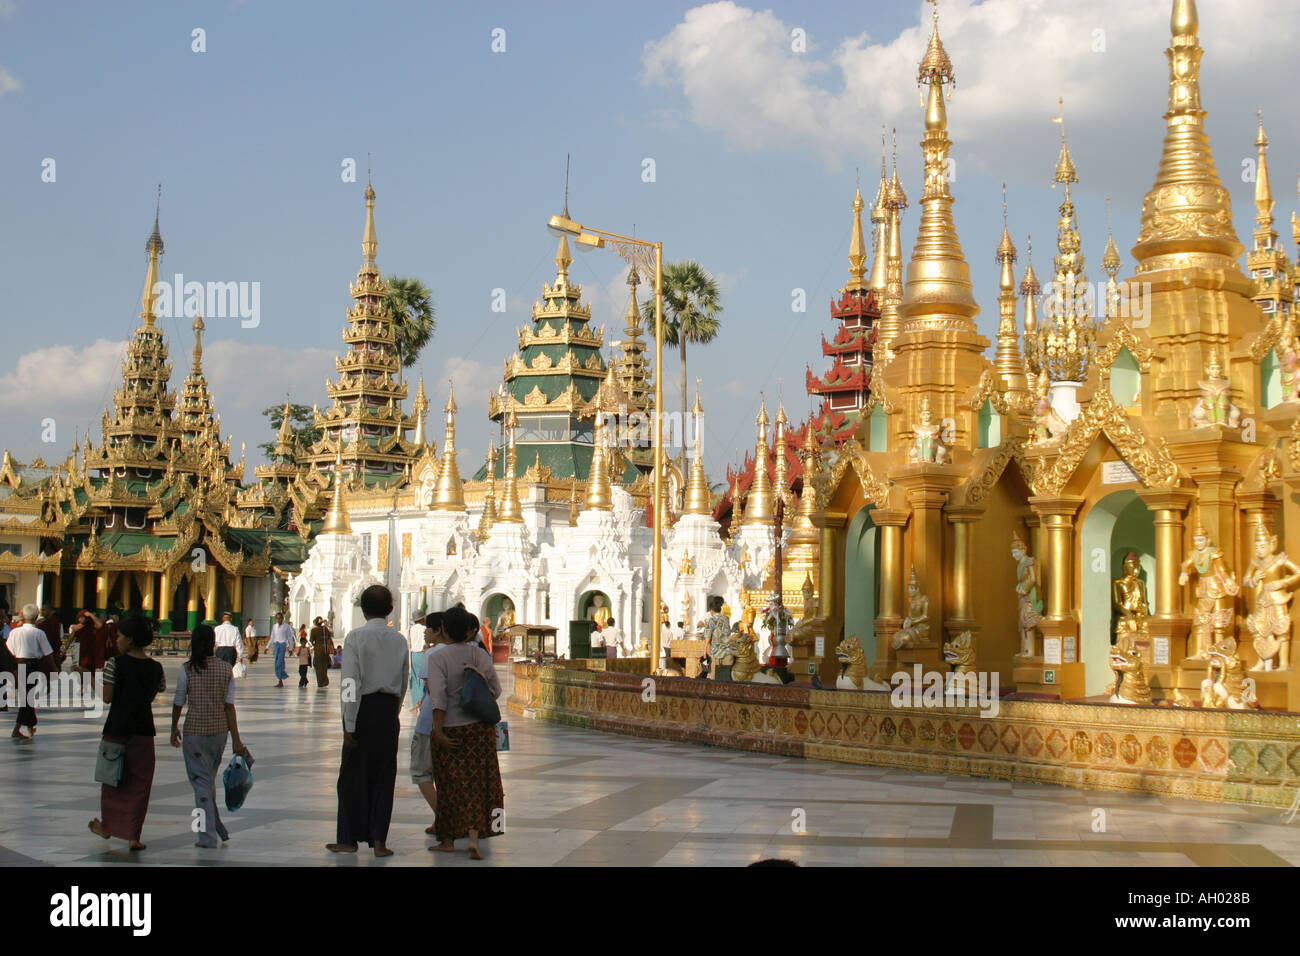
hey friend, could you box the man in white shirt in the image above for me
[602,619,622,660]
[268,612,295,688]
[328,584,409,858]
[213,612,243,668]
[410,611,447,835]
[6,604,54,739]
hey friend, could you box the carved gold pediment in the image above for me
[1029,388,1181,496]
[523,385,548,407]
[814,438,890,511]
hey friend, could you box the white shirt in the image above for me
[270,622,295,646]
[244,621,256,641]
[673,626,686,642]
[6,623,53,660]
[414,643,447,737]
[408,622,427,653]
[214,622,243,658]
[340,617,410,732]
[602,626,623,654]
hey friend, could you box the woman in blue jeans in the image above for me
[169,625,251,848]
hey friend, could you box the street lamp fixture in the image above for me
[545,212,667,669]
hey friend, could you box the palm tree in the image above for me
[640,261,722,457]
[383,276,436,384]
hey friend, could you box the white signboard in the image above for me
[814,636,825,657]
[1044,637,1063,666]
[1063,636,1077,663]
[1153,637,1170,666]
[1102,460,1139,484]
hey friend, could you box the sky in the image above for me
[2,0,1298,482]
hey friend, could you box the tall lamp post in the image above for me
[547,213,666,666]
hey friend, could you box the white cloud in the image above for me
[642,0,1300,179]
[0,68,20,97]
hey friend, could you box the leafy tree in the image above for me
[384,276,436,382]
[641,261,722,460]
[258,403,321,461]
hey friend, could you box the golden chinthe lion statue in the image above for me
[726,630,781,684]
[834,636,890,691]
[1108,646,1152,705]
[1201,637,1259,710]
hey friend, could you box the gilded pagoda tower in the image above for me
[486,235,616,482]
[1246,112,1292,320]
[610,265,654,470]
[806,172,881,446]
[301,182,417,483]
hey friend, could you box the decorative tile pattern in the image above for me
[511,665,1300,808]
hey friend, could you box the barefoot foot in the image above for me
[88,819,110,840]
[326,842,358,854]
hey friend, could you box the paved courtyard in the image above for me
[1,658,1297,867]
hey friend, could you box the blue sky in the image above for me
[2,0,1297,480]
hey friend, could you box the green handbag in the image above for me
[94,739,126,787]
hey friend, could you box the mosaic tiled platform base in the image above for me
[509,664,1300,808]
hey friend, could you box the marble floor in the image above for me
[1,657,1297,867]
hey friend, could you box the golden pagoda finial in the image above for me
[554,235,572,284]
[728,471,743,536]
[773,401,790,507]
[273,401,295,460]
[1133,0,1240,267]
[1037,101,1098,384]
[994,186,1027,395]
[742,399,774,526]
[361,179,378,267]
[844,181,869,293]
[1020,235,1041,378]
[476,446,498,540]
[1102,197,1122,278]
[191,312,205,373]
[321,450,353,534]
[431,382,464,511]
[497,409,524,523]
[876,129,909,358]
[412,377,429,446]
[585,372,614,511]
[140,189,164,326]
[867,128,890,296]
[683,385,712,516]
[1255,109,1275,230]
[899,0,978,336]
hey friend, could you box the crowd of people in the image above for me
[2,585,505,859]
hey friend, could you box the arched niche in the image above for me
[843,507,880,666]
[1078,489,1155,696]
[1109,347,1141,408]
[977,398,1001,448]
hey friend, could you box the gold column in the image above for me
[873,508,909,671]
[232,574,244,616]
[72,570,85,610]
[140,571,155,617]
[157,569,172,622]
[204,567,218,622]
[1028,494,1084,631]
[94,570,111,612]
[945,506,980,639]
[187,573,199,615]
[814,510,847,684]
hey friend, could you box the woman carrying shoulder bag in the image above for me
[169,624,251,848]
[89,616,165,851]
[427,608,503,860]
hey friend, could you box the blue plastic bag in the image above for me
[222,754,255,812]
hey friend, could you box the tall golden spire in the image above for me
[898,1,979,333]
[867,128,890,296]
[477,446,498,540]
[585,370,614,511]
[773,402,790,509]
[321,450,353,535]
[1037,98,1098,383]
[141,188,164,326]
[994,184,1027,394]
[727,472,743,536]
[1132,0,1241,268]
[497,410,524,523]
[1020,236,1041,377]
[412,377,429,447]
[554,235,573,289]
[362,178,378,267]
[876,130,909,357]
[844,181,870,293]
[431,384,465,511]
[682,386,712,516]
[741,401,773,526]
[1254,110,1273,229]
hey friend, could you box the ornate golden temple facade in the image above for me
[809,0,1300,712]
